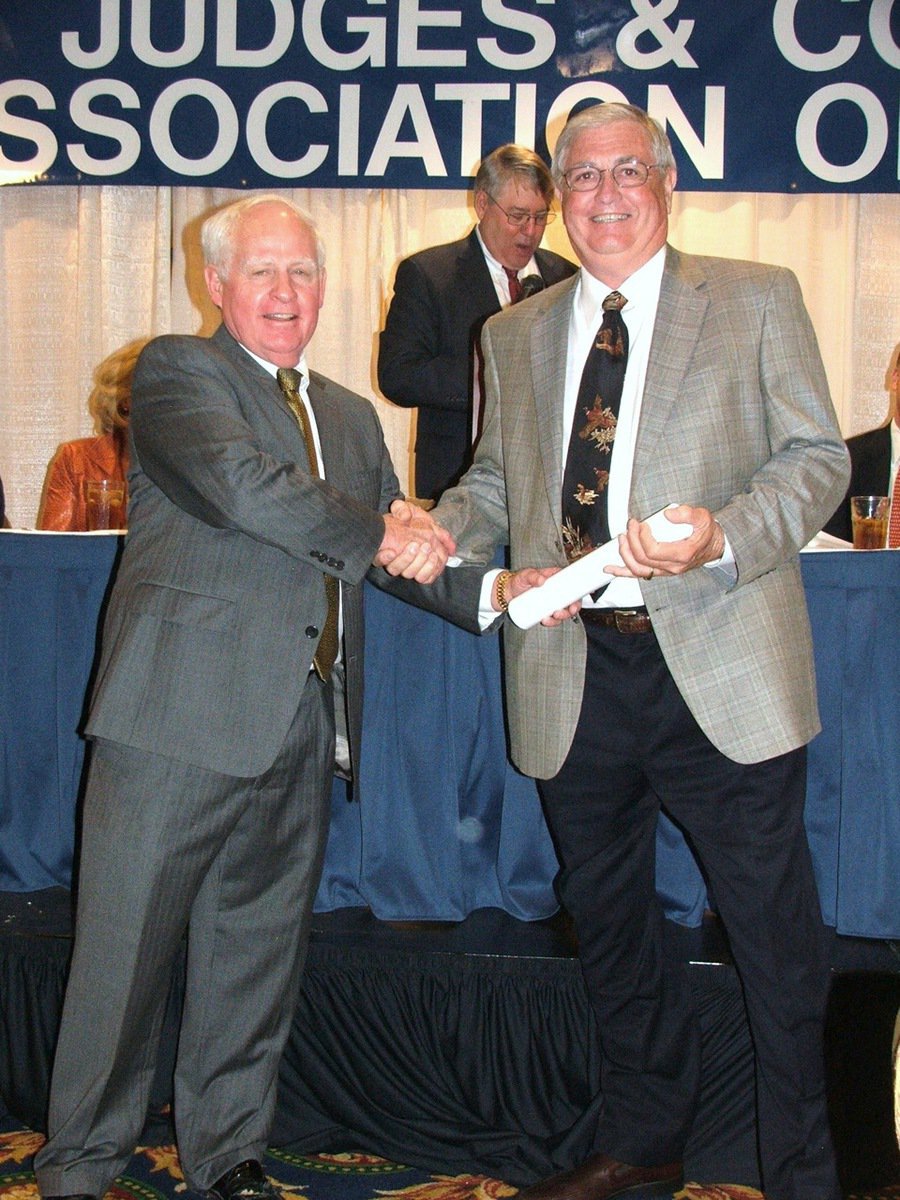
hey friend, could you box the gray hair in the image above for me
[552,103,676,188]
[474,144,555,204]
[201,194,326,278]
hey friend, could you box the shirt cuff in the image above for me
[704,528,737,580]
[478,568,503,630]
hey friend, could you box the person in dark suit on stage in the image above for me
[823,345,899,541]
[424,103,849,1200]
[377,144,576,500]
[34,194,478,1200]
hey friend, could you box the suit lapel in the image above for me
[212,326,336,479]
[458,230,501,319]
[530,278,577,519]
[307,372,344,488]
[633,250,709,479]
[211,324,297,443]
[869,428,892,491]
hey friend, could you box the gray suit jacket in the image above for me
[86,325,480,778]
[434,247,850,774]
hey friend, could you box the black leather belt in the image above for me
[581,607,653,634]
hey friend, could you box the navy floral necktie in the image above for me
[561,291,628,561]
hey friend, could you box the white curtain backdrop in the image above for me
[0,185,897,527]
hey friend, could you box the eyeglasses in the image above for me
[486,194,556,227]
[562,161,660,192]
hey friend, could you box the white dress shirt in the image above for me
[475,226,540,307]
[247,348,325,472]
[565,250,666,609]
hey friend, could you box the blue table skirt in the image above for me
[0,533,121,896]
[2,532,897,938]
[317,581,706,926]
[801,550,900,939]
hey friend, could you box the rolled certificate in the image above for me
[507,506,694,630]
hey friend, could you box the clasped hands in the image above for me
[374,498,457,584]
[376,501,581,620]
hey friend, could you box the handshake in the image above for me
[373,498,456,585]
[373,498,579,626]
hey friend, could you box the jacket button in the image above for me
[305,625,319,639]
[334,559,345,570]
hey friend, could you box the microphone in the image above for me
[518,274,545,301]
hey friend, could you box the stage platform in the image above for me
[1,890,898,1194]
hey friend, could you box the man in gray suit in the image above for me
[428,104,850,1200]
[34,195,475,1200]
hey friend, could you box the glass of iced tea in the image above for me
[850,495,890,549]
[84,479,127,530]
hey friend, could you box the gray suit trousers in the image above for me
[35,674,334,1196]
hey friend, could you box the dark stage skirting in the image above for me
[0,895,757,1187]
[271,916,759,1187]
[2,894,899,1192]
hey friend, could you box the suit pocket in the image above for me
[130,580,235,630]
[88,582,240,764]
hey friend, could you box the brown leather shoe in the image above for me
[516,1153,683,1200]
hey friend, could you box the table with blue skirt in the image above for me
[1,530,898,940]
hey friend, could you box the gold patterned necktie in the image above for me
[276,366,339,681]
[561,290,629,561]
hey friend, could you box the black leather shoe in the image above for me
[515,1153,684,1200]
[208,1160,277,1200]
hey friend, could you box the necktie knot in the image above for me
[277,366,303,396]
[603,290,627,313]
[504,267,523,304]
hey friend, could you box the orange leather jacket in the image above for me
[37,431,128,531]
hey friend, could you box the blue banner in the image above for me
[0,0,897,191]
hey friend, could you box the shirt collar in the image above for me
[241,343,310,385]
[576,245,667,326]
[475,224,500,272]
[475,224,538,280]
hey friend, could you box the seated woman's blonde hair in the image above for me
[88,338,148,435]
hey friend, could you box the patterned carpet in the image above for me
[0,1119,773,1200]
[3,1119,899,1200]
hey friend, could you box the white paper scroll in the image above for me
[507,506,694,630]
